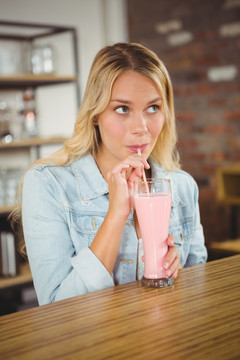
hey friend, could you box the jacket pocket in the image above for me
[70,212,105,246]
[71,212,104,233]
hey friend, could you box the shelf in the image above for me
[0,74,78,89]
[0,205,14,215]
[0,136,67,150]
[0,262,32,290]
[0,20,77,41]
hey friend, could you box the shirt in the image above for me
[22,153,207,305]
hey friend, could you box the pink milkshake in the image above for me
[134,178,174,287]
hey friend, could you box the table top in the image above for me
[1,255,240,360]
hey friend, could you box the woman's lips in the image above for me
[128,144,148,153]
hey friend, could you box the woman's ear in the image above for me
[93,116,98,126]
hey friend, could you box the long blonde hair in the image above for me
[11,42,180,252]
[36,42,180,169]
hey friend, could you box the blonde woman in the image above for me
[20,43,207,305]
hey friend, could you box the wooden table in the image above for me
[0,255,240,360]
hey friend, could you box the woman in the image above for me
[20,42,207,305]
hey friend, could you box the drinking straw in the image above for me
[137,148,150,195]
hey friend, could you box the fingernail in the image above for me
[172,270,178,279]
[166,270,172,277]
[163,261,169,269]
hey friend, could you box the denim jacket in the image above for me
[22,153,207,305]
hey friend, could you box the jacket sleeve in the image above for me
[184,177,208,267]
[22,166,114,305]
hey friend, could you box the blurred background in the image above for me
[0,0,239,314]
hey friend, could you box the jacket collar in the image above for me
[71,153,109,201]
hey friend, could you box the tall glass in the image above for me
[134,178,174,287]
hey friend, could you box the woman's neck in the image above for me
[94,151,111,181]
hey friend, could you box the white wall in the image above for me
[0,0,128,165]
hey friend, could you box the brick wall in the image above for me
[127,0,240,247]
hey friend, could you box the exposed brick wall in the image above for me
[127,0,240,247]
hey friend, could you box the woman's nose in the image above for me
[130,113,148,135]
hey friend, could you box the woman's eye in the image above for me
[115,106,128,114]
[148,105,159,113]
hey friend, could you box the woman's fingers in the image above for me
[141,237,182,280]
[163,244,182,279]
[107,155,149,183]
[107,163,130,182]
[167,234,175,247]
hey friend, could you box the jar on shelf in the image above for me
[0,42,22,75]
[31,43,55,75]
[5,168,24,205]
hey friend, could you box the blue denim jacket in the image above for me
[22,153,207,305]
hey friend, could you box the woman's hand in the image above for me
[163,235,182,279]
[106,155,150,220]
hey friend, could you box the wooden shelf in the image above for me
[0,136,67,150]
[0,74,77,88]
[0,262,32,290]
[0,205,14,215]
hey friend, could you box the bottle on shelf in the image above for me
[16,88,38,138]
[0,100,14,144]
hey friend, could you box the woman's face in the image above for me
[96,70,164,170]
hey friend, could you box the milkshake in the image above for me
[134,178,174,287]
